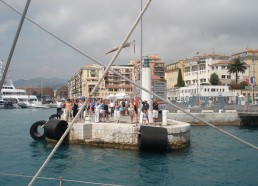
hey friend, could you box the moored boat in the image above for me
[0,79,40,108]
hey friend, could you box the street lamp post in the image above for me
[197,62,199,97]
[196,60,201,106]
[252,52,256,104]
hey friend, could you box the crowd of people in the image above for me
[57,96,160,126]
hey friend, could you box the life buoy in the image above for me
[30,120,46,140]
[138,125,168,152]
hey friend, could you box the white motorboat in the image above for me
[0,96,14,109]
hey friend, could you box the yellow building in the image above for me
[165,60,184,90]
[232,49,258,85]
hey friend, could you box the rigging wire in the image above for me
[0,0,257,184]
[0,172,123,186]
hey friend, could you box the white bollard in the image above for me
[162,110,168,126]
[85,116,91,124]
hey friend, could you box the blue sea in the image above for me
[0,109,258,186]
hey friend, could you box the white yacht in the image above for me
[0,60,42,108]
[1,79,41,108]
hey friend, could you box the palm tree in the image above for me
[227,57,247,84]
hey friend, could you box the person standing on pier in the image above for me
[139,98,149,125]
[65,99,72,121]
[72,99,79,118]
[133,97,139,123]
[153,100,159,125]
[95,102,100,123]
[103,100,109,122]
[114,101,121,123]
[141,99,149,114]
[142,109,149,125]
[56,100,62,119]
[128,100,135,123]
[109,100,114,116]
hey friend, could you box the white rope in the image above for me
[27,1,153,185]
[0,173,123,185]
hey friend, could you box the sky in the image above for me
[0,0,258,81]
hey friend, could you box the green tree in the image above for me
[210,73,219,85]
[176,69,185,87]
[227,57,247,84]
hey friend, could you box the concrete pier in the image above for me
[68,115,190,151]
[168,112,240,125]
[239,112,258,126]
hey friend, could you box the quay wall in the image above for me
[70,123,138,150]
[166,119,190,149]
[69,120,191,150]
[168,112,240,125]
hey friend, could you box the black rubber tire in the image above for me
[138,125,168,152]
[44,119,68,140]
[49,114,58,120]
[30,120,47,140]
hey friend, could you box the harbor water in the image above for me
[0,109,258,186]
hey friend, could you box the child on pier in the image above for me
[142,109,149,125]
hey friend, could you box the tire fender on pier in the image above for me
[44,119,68,140]
[49,114,58,120]
[30,120,46,140]
[138,125,168,152]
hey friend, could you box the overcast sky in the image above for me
[0,0,258,80]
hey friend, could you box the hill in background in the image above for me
[14,77,68,89]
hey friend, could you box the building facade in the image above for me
[184,54,230,87]
[209,60,249,85]
[165,60,184,89]
[68,64,134,99]
[232,49,258,85]
[104,65,134,97]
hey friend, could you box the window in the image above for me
[221,66,226,69]
[192,66,198,71]
[222,75,226,79]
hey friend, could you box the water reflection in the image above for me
[29,140,48,158]
[136,152,171,185]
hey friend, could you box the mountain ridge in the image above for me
[13,77,68,89]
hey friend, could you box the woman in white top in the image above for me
[95,102,100,123]
[114,101,121,123]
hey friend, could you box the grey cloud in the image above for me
[0,0,258,80]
